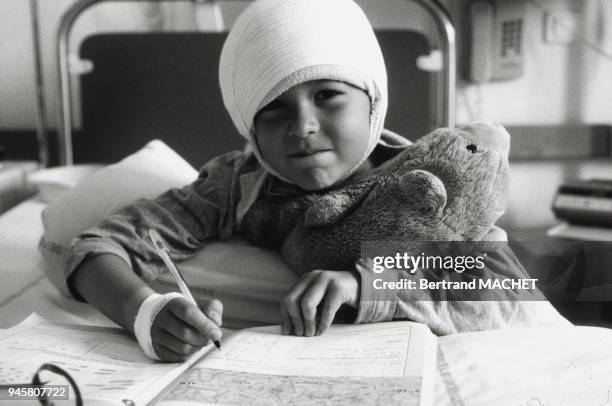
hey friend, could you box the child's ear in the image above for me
[403,170,447,217]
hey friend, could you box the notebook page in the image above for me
[163,322,437,406]
[0,314,218,406]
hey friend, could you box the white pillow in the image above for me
[27,164,104,203]
[40,140,197,252]
[39,140,198,293]
[152,239,297,328]
[39,140,297,327]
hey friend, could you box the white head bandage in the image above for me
[219,0,388,183]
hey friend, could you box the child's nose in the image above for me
[288,104,320,138]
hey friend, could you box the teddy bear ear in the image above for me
[404,170,447,217]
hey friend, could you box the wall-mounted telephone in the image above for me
[466,0,526,83]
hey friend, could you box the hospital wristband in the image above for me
[134,292,184,360]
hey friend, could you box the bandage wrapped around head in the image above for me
[219,0,388,183]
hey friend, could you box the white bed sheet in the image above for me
[1,198,612,405]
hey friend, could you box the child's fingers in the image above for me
[156,327,201,355]
[280,305,293,336]
[282,274,316,336]
[316,287,343,336]
[168,298,222,341]
[151,327,201,362]
[153,341,193,363]
[155,310,209,347]
[199,299,223,327]
[299,277,328,337]
[153,345,185,363]
[282,295,305,336]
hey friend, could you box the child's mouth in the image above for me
[288,149,332,166]
[289,149,330,157]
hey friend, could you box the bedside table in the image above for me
[0,161,39,214]
[507,227,612,328]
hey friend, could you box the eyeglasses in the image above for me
[0,363,82,406]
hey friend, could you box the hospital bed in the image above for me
[1,1,612,404]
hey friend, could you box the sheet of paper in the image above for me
[0,314,215,406]
[437,325,612,406]
[202,322,429,377]
[162,322,436,406]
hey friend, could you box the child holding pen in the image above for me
[65,0,567,362]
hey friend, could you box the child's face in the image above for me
[254,80,371,191]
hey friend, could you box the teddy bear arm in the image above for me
[399,170,447,218]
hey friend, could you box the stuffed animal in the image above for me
[242,122,510,275]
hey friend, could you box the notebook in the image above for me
[0,314,437,406]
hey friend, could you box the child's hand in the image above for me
[281,270,360,337]
[150,297,223,362]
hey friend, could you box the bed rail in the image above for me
[56,0,455,165]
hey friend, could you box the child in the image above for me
[66,0,566,362]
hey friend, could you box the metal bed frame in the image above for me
[55,0,456,165]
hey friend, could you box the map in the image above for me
[164,368,421,406]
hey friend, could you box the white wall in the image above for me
[0,0,37,129]
[443,0,612,230]
[452,0,612,125]
[0,0,220,130]
[580,0,612,123]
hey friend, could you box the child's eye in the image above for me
[259,99,286,113]
[315,89,342,101]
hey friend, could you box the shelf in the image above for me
[547,222,612,241]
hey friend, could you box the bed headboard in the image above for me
[75,31,432,168]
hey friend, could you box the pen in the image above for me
[148,229,221,350]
